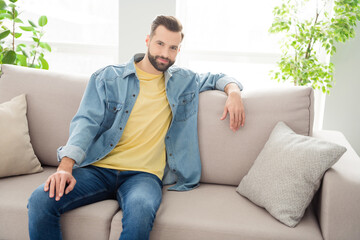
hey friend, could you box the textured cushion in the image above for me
[0,94,42,177]
[237,121,347,227]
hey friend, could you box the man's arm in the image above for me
[196,72,245,132]
[221,83,245,132]
[44,157,76,201]
[57,71,106,166]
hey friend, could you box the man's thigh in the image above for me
[116,172,163,211]
[30,166,116,214]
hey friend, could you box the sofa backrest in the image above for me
[0,64,89,166]
[0,65,314,186]
[198,87,314,186]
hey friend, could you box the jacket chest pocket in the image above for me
[101,101,123,129]
[174,92,196,122]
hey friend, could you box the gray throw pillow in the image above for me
[0,94,42,178]
[236,121,346,227]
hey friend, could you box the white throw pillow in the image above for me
[237,121,346,227]
[0,94,42,178]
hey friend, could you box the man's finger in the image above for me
[234,110,240,130]
[65,178,76,195]
[241,111,245,127]
[55,175,61,201]
[58,176,67,200]
[49,176,55,198]
[230,111,236,131]
[220,107,228,120]
[44,177,51,192]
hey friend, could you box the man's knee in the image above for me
[28,184,54,213]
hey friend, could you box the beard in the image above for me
[147,50,175,72]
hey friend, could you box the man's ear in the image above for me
[145,35,150,47]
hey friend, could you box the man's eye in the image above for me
[158,42,164,46]
[171,46,178,51]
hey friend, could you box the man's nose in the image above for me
[160,48,170,59]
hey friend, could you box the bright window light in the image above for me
[18,0,119,75]
[176,0,293,90]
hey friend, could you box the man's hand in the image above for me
[221,83,245,132]
[44,157,76,201]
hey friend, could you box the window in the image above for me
[176,0,327,129]
[176,0,287,90]
[19,0,119,75]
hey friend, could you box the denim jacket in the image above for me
[57,53,243,191]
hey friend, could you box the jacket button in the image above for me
[169,153,172,156]
[120,127,123,130]
[126,110,129,113]
[113,107,116,111]
[172,104,175,107]
[110,144,113,147]
[166,136,170,139]
[133,94,136,97]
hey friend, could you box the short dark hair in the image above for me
[150,15,184,41]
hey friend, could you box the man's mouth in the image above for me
[157,57,169,64]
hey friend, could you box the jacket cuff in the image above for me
[216,76,243,91]
[57,145,86,167]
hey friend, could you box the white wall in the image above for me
[323,25,360,155]
[118,0,176,63]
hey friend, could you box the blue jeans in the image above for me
[27,166,163,240]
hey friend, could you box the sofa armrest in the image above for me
[313,130,360,240]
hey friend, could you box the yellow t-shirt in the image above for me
[92,64,172,179]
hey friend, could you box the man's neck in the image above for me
[136,54,163,75]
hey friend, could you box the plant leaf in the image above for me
[16,54,27,66]
[14,32,21,38]
[39,56,49,70]
[0,0,6,10]
[2,50,16,64]
[28,20,37,28]
[0,29,10,39]
[0,13,13,19]
[19,26,34,31]
[14,17,23,23]
[39,42,51,52]
[38,15,47,27]
[15,43,26,52]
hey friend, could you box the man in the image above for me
[28,15,245,240]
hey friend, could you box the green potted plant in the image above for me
[269,0,360,94]
[0,0,51,69]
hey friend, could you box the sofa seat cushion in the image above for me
[109,184,323,240]
[0,166,119,240]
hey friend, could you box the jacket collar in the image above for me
[122,53,175,86]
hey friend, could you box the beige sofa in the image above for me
[0,64,359,240]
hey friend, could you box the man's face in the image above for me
[146,25,182,72]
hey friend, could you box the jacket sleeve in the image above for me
[57,72,106,166]
[197,72,244,93]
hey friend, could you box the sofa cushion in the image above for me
[198,87,314,186]
[108,184,323,240]
[0,166,119,240]
[0,94,42,177]
[0,64,88,166]
[237,121,346,227]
